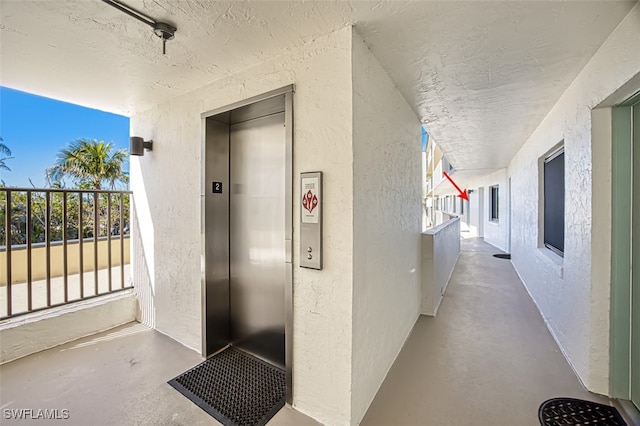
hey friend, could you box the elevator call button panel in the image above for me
[300,171,322,270]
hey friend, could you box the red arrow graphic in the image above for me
[442,171,469,201]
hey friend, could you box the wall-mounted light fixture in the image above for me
[130,136,153,156]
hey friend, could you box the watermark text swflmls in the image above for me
[3,408,70,420]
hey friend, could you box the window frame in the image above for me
[489,185,499,222]
[542,146,565,257]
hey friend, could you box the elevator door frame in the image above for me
[201,85,294,404]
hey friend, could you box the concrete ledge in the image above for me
[0,237,131,284]
[0,291,137,364]
[421,218,460,316]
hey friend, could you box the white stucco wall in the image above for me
[130,27,355,425]
[350,32,422,424]
[476,170,509,252]
[507,4,640,394]
[468,188,480,236]
[454,170,510,252]
[0,293,136,364]
[589,107,613,394]
[421,218,461,316]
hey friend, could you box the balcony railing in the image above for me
[1,188,132,320]
[425,178,433,195]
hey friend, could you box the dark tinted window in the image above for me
[490,186,499,221]
[544,151,564,255]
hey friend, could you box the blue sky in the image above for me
[421,126,429,152]
[0,87,130,188]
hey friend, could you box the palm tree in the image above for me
[46,139,128,189]
[0,136,13,173]
[0,137,13,186]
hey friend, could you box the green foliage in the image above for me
[0,137,13,174]
[0,190,130,246]
[0,139,131,246]
[46,139,128,190]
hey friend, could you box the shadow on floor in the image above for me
[0,322,318,426]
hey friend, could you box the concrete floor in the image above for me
[0,322,319,426]
[361,237,615,425]
[0,237,627,425]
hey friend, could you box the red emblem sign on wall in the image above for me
[302,190,318,214]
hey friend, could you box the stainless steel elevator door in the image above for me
[229,112,286,369]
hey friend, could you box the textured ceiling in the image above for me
[354,1,637,172]
[1,1,636,172]
[0,0,353,115]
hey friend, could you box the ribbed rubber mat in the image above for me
[539,397,627,426]
[168,346,285,426]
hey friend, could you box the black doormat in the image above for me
[493,253,511,259]
[168,346,285,426]
[539,397,627,425]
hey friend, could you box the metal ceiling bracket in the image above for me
[100,0,177,55]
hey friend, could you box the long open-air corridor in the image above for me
[362,237,616,425]
[0,238,625,425]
